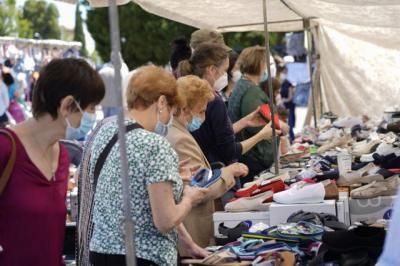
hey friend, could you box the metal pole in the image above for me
[108,1,136,266]
[262,0,279,175]
[304,18,318,128]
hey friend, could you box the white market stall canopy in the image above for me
[75,0,400,32]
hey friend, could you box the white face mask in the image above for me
[270,62,277,78]
[232,70,241,83]
[214,72,228,92]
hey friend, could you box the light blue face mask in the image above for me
[155,110,173,137]
[260,71,269,83]
[186,115,203,132]
[65,102,97,141]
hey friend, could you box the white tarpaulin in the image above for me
[316,20,400,117]
[61,0,400,117]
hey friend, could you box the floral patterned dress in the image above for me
[89,119,183,265]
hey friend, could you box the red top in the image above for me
[0,129,69,266]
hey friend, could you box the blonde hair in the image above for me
[126,65,179,109]
[178,42,228,78]
[176,75,214,110]
[237,45,267,75]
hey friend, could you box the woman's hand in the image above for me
[258,122,281,140]
[243,107,267,128]
[179,158,201,182]
[183,241,209,259]
[225,163,249,178]
[182,185,208,207]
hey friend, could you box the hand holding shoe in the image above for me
[259,122,282,140]
[183,185,208,207]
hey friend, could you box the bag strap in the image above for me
[93,123,142,189]
[0,129,17,195]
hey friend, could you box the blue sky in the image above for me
[16,0,96,53]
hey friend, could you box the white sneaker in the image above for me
[352,139,381,156]
[273,182,325,204]
[360,143,400,162]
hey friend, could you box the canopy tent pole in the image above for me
[262,0,279,175]
[304,18,318,128]
[107,1,136,265]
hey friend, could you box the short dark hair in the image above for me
[32,58,105,119]
[2,72,14,86]
[170,37,191,71]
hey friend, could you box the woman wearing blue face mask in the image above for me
[0,58,105,266]
[88,66,208,266]
[65,102,97,141]
[166,75,249,254]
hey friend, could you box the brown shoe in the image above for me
[322,180,339,199]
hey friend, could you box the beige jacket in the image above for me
[166,118,236,255]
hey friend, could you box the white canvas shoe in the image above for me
[273,182,325,204]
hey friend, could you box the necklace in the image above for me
[32,135,56,181]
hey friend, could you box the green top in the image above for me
[89,119,183,265]
[231,78,276,169]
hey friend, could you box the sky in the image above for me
[16,0,96,53]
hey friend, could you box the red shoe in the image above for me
[235,184,258,198]
[251,180,285,196]
[259,104,280,130]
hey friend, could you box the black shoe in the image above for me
[322,226,385,258]
[218,221,251,242]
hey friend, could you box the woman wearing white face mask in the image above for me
[0,58,105,266]
[166,75,249,253]
[178,43,275,171]
[88,66,208,266]
[217,51,240,105]
[65,103,98,141]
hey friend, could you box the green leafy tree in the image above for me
[86,2,195,68]
[22,0,61,39]
[0,0,17,36]
[74,3,88,57]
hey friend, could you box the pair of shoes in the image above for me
[352,139,381,157]
[350,175,400,199]
[273,182,325,204]
[225,191,273,212]
[337,163,383,186]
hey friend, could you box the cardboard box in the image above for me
[349,196,396,223]
[213,211,269,237]
[269,200,336,226]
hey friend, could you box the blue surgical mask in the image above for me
[260,71,269,83]
[155,110,173,137]
[186,115,203,132]
[65,100,96,141]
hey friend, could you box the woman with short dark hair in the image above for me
[0,58,105,266]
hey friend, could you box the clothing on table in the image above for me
[89,119,183,266]
[0,129,70,266]
[191,94,242,166]
[281,79,296,142]
[77,116,116,266]
[166,118,235,254]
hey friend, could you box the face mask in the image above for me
[186,115,203,132]
[260,70,269,83]
[214,72,228,92]
[65,101,96,141]
[232,70,241,83]
[154,110,173,137]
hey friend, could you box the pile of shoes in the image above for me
[309,225,386,266]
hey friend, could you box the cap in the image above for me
[190,29,231,52]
